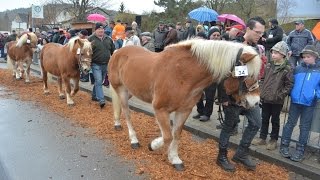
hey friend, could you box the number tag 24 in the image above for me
[234,65,248,77]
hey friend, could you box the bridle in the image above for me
[76,47,91,73]
[228,47,259,95]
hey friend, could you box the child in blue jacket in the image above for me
[280,45,320,162]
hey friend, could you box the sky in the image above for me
[0,0,164,14]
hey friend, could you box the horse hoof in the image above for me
[131,143,140,149]
[148,143,153,151]
[114,125,122,131]
[44,92,50,95]
[68,103,75,107]
[173,163,185,171]
[59,95,65,100]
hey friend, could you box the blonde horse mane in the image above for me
[67,36,92,52]
[16,32,38,48]
[169,39,261,82]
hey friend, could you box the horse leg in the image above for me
[24,60,32,83]
[57,77,65,99]
[70,78,79,96]
[18,62,24,80]
[149,109,171,152]
[168,110,192,171]
[8,57,15,77]
[11,60,20,79]
[63,77,74,106]
[110,85,122,130]
[42,69,50,95]
[118,87,139,149]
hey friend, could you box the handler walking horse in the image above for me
[108,39,261,170]
[40,37,92,106]
[7,32,38,83]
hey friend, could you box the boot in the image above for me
[216,148,236,172]
[266,139,277,150]
[279,139,290,158]
[252,138,267,146]
[232,146,256,170]
[290,143,305,162]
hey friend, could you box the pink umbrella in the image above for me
[87,13,106,22]
[218,14,246,28]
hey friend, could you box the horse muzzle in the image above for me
[82,66,91,74]
[240,94,260,109]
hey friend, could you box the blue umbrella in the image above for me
[188,7,218,22]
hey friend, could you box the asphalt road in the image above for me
[0,85,146,180]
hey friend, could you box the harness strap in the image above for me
[247,81,259,92]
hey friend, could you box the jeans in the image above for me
[281,103,315,146]
[289,56,301,68]
[260,103,283,140]
[219,104,261,148]
[114,39,123,49]
[91,63,107,104]
[0,47,4,58]
[196,83,217,117]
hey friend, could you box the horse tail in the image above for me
[110,84,122,126]
[39,48,45,77]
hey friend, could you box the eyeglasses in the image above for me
[211,34,220,37]
[251,29,264,36]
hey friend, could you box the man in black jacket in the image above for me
[88,23,115,108]
[216,16,265,172]
[261,19,283,62]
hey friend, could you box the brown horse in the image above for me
[40,37,92,105]
[108,39,261,171]
[7,32,38,83]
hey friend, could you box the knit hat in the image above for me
[95,23,104,30]
[207,27,220,39]
[80,29,88,36]
[300,45,319,58]
[270,41,289,57]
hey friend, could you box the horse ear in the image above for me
[77,39,84,47]
[240,53,257,63]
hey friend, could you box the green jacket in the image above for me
[88,34,115,65]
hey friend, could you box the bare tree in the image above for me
[42,1,60,26]
[205,0,233,13]
[277,0,297,24]
[49,0,109,22]
[235,0,256,20]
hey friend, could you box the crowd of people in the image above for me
[1,15,320,172]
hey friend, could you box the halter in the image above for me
[229,47,259,95]
[76,47,91,73]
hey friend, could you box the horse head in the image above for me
[16,32,38,49]
[68,37,93,74]
[181,39,261,109]
[223,45,261,108]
